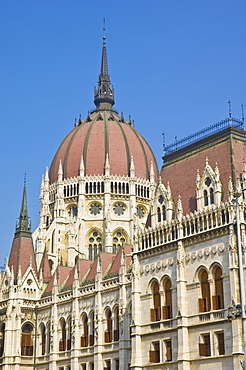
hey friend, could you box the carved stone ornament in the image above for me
[156,261,161,270]
[218,243,224,252]
[185,253,191,262]
[169,258,174,266]
[162,260,167,268]
[205,247,210,256]
[198,250,203,258]
[140,266,144,275]
[192,251,197,260]
[151,263,155,271]
[212,245,217,255]
[145,265,150,273]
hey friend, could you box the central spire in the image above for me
[94,20,115,111]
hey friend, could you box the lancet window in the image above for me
[21,323,34,356]
[150,281,161,322]
[88,230,103,260]
[199,270,211,312]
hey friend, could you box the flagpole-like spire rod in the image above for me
[94,19,115,111]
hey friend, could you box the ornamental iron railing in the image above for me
[163,118,244,156]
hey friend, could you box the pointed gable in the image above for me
[38,248,52,283]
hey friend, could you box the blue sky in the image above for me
[0,1,245,264]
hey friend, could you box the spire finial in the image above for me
[228,100,232,119]
[94,20,115,110]
[242,104,244,123]
[15,176,31,236]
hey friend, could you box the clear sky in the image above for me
[0,0,245,265]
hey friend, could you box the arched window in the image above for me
[163,279,172,319]
[199,270,211,312]
[112,230,127,253]
[114,307,119,341]
[46,323,51,354]
[59,319,66,351]
[89,312,95,346]
[157,207,161,222]
[204,190,208,206]
[67,317,72,350]
[21,323,33,356]
[0,324,5,357]
[105,309,113,343]
[151,282,161,322]
[81,314,88,347]
[162,206,166,221]
[40,324,46,355]
[213,267,224,310]
[210,188,214,204]
[88,230,103,260]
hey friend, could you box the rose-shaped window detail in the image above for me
[136,206,145,218]
[113,203,125,216]
[89,203,102,215]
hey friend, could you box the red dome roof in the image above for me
[49,110,158,183]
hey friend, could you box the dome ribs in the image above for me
[104,111,109,166]
[114,116,131,176]
[82,114,100,175]
[63,125,81,179]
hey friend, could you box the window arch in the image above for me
[213,266,224,310]
[151,281,161,322]
[114,307,119,341]
[199,270,211,312]
[88,229,103,260]
[21,323,34,356]
[105,308,113,343]
[112,229,128,253]
[163,279,172,319]
[81,314,89,347]
[59,318,66,351]
[89,311,95,346]
[40,323,46,355]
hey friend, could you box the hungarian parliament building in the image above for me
[0,33,246,370]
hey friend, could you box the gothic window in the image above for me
[89,203,102,215]
[137,206,145,218]
[105,309,113,343]
[81,314,89,347]
[199,270,211,312]
[204,190,208,206]
[113,203,126,216]
[112,230,126,253]
[163,279,172,319]
[151,282,161,322]
[59,319,66,351]
[88,230,102,260]
[66,317,72,350]
[159,195,164,204]
[210,188,214,204]
[157,207,161,222]
[46,323,51,354]
[21,323,33,356]
[0,324,5,357]
[89,312,95,346]
[40,324,46,355]
[213,266,224,310]
[114,307,119,341]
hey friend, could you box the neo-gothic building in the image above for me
[0,32,246,370]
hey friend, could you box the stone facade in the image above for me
[0,34,246,370]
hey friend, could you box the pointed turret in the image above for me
[15,177,31,237]
[8,180,37,283]
[94,20,115,110]
[58,159,63,182]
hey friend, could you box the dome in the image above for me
[49,110,158,183]
[49,31,158,184]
